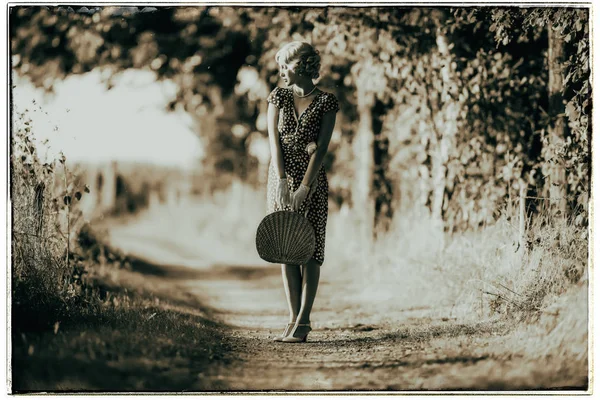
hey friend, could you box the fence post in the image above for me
[518,181,526,257]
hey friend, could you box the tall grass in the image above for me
[307,187,587,319]
[10,109,236,391]
[323,187,589,377]
[11,106,94,330]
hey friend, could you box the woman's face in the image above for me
[279,60,300,86]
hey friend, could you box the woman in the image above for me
[266,41,339,343]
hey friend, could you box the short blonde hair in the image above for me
[275,41,321,80]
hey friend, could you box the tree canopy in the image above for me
[10,5,591,231]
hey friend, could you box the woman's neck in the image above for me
[293,80,316,96]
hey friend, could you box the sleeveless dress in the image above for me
[266,87,340,265]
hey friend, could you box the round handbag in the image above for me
[255,210,316,265]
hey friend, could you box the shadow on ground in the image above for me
[128,256,279,282]
[12,300,234,392]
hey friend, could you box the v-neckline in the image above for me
[291,89,322,122]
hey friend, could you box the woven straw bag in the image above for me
[255,210,316,265]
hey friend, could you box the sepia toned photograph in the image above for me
[7,2,591,393]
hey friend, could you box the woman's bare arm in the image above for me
[301,110,337,187]
[267,102,286,179]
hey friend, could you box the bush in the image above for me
[11,106,92,331]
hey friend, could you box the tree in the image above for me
[308,8,444,235]
[10,6,257,184]
[11,5,590,234]
[450,7,590,219]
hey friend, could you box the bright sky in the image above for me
[12,68,204,169]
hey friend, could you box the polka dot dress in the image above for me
[266,87,340,265]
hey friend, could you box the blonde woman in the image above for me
[266,41,339,343]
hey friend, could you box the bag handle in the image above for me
[274,203,310,218]
[274,180,316,218]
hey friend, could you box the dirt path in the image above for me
[106,225,585,391]
[177,267,549,391]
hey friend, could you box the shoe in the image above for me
[272,323,295,342]
[281,323,312,343]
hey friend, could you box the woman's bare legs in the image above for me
[281,264,302,323]
[297,259,321,324]
[282,259,320,341]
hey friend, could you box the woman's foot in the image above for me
[272,322,296,342]
[281,322,312,343]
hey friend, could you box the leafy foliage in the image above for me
[10,5,591,231]
[450,7,590,218]
[11,103,94,330]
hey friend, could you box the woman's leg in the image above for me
[281,264,302,323]
[296,259,321,324]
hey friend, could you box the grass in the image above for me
[328,199,589,388]
[12,109,81,332]
[11,261,233,392]
[10,106,233,392]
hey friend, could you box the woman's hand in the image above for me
[276,178,291,209]
[298,110,336,199]
[291,184,310,211]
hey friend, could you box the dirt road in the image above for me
[106,224,587,392]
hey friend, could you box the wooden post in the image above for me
[546,25,568,214]
[518,181,527,257]
[96,162,117,213]
[352,85,375,247]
